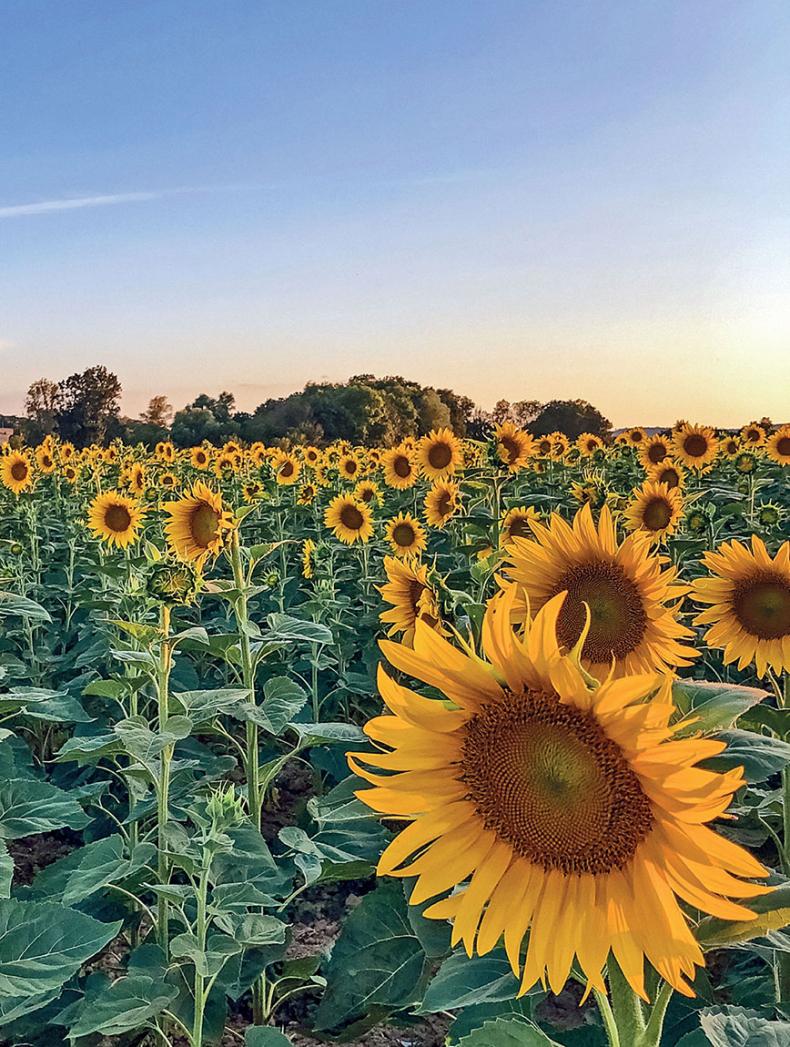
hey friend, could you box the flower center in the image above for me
[392,523,416,547]
[500,436,520,463]
[647,443,667,463]
[105,504,132,533]
[552,560,647,663]
[10,462,28,481]
[507,515,533,539]
[394,455,412,478]
[428,442,452,469]
[641,497,673,531]
[190,503,220,548]
[777,436,790,456]
[340,504,364,530]
[733,573,790,640]
[462,691,653,874]
[683,434,708,457]
[280,461,294,477]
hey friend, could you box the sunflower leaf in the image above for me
[455,1016,562,1046]
[695,885,790,949]
[672,681,768,735]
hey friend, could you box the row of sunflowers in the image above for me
[0,419,788,1047]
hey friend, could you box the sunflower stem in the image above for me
[607,958,646,1045]
[641,980,674,1047]
[593,988,620,1047]
[156,603,173,959]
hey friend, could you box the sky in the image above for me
[1,0,789,426]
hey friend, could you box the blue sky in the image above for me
[2,0,789,424]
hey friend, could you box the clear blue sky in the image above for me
[2,0,789,425]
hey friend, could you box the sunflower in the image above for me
[623,481,684,543]
[324,494,373,544]
[303,445,322,468]
[382,446,418,489]
[550,432,570,459]
[35,445,56,473]
[692,536,790,677]
[417,428,462,480]
[338,453,361,482]
[164,482,235,565]
[500,506,540,544]
[160,471,180,491]
[354,480,382,506]
[155,441,176,464]
[272,451,301,486]
[302,538,316,579]
[1,451,33,495]
[386,512,427,558]
[623,426,647,446]
[351,585,768,1000]
[87,491,145,549]
[577,433,604,457]
[190,446,211,470]
[720,436,741,459]
[673,423,719,471]
[297,483,317,505]
[638,435,672,470]
[243,480,264,503]
[127,462,147,495]
[59,442,76,462]
[214,451,240,477]
[377,555,442,645]
[766,425,790,466]
[503,504,697,678]
[534,435,554,458]
[647,459,685,490]
[494,422,533,472]
[757,502,782,529]
[570,480,607,510]
[424,481,459,528]
[740,422,766,447]
[62,463,79,484]
[735,452,756,474]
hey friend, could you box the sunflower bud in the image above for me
[147,561,199,605]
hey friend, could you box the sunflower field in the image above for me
[0,420,789,1047]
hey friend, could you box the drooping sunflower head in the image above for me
[163,482,235,565]
[377,554,441,645]
[623,481,684,544]
[500,505,540,545]
[692,536,790,677]
[673,423,719,471]
[351,585,768,1000]
[740,422,766,446]
[87,491,145,549]
[1,452,34,496]
[766,425,790,466]
[302,538,316,579]
[638,434,672,469]
[424,480,459,528]
[382,446,418,489]
[35,445,56,473]
[323,494,374,545]
[386,512,427,558]
[549,431,570,459]
[417,427,462,480]
[272,451,301,486]
[503,503,697,677]
[494,421,534,471]
[190,446,211,470]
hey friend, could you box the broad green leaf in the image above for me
[66,974,178,1037]
[0,839,11,898]
[0,988,62,1028]
[289,722,365,747]
[696,885,790,948]
[420,950,521,1013]
[0,778,89,839]
[0,899,120,996]
[705,730,790,782]
[55,731,122,763]
[61,834,132,906]
[173,687,250,722]
[245,1030,293,1046]
[213,913,287,948]
[314,880,428,1032]
[261,676,308,733]
[0,592,51,621]
[456,1017,561,1046]
[672,680,768,735]
[698,1006,790,1046]
[266,613,333,645]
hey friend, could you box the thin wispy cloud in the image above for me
[0,183,265,220]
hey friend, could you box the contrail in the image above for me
[0,191,162,218]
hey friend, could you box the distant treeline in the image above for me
[17,366,613,449]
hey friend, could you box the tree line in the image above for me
[19,366,612,448]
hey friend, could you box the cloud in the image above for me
[0,192,162,219]
[0,339,14,351]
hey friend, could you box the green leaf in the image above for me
[173,687,250,722]
[55,731,122,764]
[245,1030,293,1046]
[420,950,521,1013]
[672,681,768,734]
[698,1006,790,1046]
[60,834,131,906]
[261,676,308,733]
[0,592,51,621]
[314,880,428,1032]
[696,885,790,949]
[456,1017,561,1046]
[0,899,120,996]
[289,722,365,747]
[0,839,12,899]
[266,613,333,645]
[0,778,89,839]
[66,974,178,1037]
[705,730,790,782]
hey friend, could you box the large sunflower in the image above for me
[324,494,373,544]
[378,555,441,645]
[164,482,234,565]
[351,586,768,1000]
[623,481,684,544]
[382,446,418,489]
[766,424,790,466]
[1,451,34,495]
[494,422,533,472]
[692,536,790,677]
[386,512,427,558]
[424,480,459,528]
[503,504,697,678]
[87,491,145,549]
[417,428,462,480]
[673,424,719,471]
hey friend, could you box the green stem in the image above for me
[593,987,620,1047]
[157,604,173,957]
[642,980,674,1047]
[607,958,646,1045]
[230,530,260,825]
[191,859,211,1047]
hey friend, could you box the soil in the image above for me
[8,827,81,886]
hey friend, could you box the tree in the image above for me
[140,395,173,427]
[529,399,612,440]
[170,393,241,447]
[24,378,62,442]
[436,389,476,437]
[54,366,122,446]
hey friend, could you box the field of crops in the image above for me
[0,420,788,1047]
